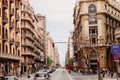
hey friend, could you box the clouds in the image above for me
[30,0,76,65]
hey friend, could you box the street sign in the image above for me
[111,44,120,54]
[113,54,119,60]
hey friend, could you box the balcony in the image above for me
[34,57,41,62]
[25,34,34,41]
[115,28,120,38]
[2,35,8,41]
[10,8,14,16]
[16,2,19,9]
[16,15,19,21]
[34,42,44,51]
[2,16,8,24]
[22,53,35,57]
[15,27,20,33]
[21,26,35,35]
[9,38,14,44]
[15,41,20,47]
[21,17,35,28]
[34,48,40,55]
[0,53,21,60]
[9,22,14,29]
[22,43,35,49]
[2,1,8,9]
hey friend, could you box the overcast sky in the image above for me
[30,0,76,66]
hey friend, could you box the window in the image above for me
[88,4,97,13]
[117,38,120,43]
[89,50,98,58]
[88,4,97,24]
[105,4,107,10]
[92,38,96,44]
[90,29,97,35]
[0,8,1,16]
[0,43,1,52]
[111,11,113,14]
[6,45,8,53]
[18,50,20,56]
[89,16,97,24]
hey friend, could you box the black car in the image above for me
[0,75,5,80]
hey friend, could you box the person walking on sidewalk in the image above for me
[110,70,114,78]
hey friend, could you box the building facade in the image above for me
[73,0,120,71]
[0,0,21,75]
[46,32,56,67]
[54,47,60,67]
[21,0,46,74]
[68,31,74,58]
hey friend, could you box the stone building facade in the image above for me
[0,0,46,75]
[21,0,46,74]
[73,0,120,71]
[0,0,21,75]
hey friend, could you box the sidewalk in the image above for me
[19,73,34,80]
[102,73,120,80]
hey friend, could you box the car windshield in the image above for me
[39,73,45,77]
[35,73,46,77]
[5,77,16,80]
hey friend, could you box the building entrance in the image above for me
[89,50,98,74]
[90,60,97,74]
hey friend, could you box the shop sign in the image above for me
[111,44,120,54]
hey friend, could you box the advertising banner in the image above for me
[111,44,120,54]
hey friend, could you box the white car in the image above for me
[34,72,50,80]
[5,76,18,80]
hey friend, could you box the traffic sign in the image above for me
[113,54,119,60]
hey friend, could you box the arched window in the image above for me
[88,4,97,24]
[89,50,98,59]
[10,46,12,54]
[6,45,8,53]
[13,48,15,55]
[18,50,20,56]
[88,4,97,13]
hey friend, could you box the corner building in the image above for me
[73,0,120,70]
[0,0,21,75]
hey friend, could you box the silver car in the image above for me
[34,72,50,80]
[5,76,18,80]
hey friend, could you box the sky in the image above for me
[30,0,76,66]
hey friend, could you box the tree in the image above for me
[47,57,53,66]
[68,58,73,64]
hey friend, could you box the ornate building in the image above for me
[0,0,21,75]
[21,0,46,74]
[73,0,120,71]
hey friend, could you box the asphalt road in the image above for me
[50,69,72,80]
[19,69,99,80]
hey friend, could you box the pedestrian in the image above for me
[111,71,113,78]
[102,70,105,78]
[66,64,71,73]
[27,70,31,78]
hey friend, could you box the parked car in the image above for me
[0,75,5,80]
[5,76,18,80]
[34,72,50,80]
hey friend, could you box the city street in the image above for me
[19,69,98,80]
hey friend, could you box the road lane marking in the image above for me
[65,70,73,80]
